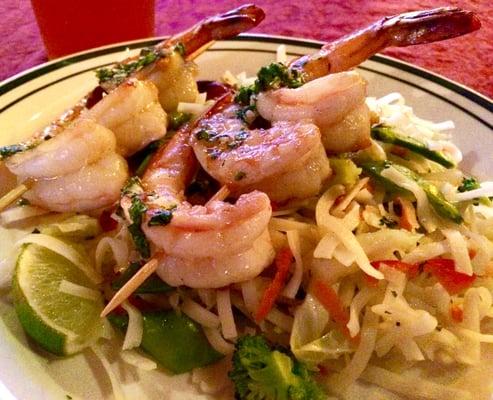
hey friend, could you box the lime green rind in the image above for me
[12,276,65,355]
[12,243,104,356]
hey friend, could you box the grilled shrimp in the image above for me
[257,7,480,154]
[0,5,265,213]
[140,97,275,288]
[256,71,371,153]
[85,79,167,157]
[6,119,128,212]
[191,97,331,202]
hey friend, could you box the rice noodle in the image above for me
[121,349,157,371]
[121,301,143,350]
[181,297,220,328]
[319,215,383,279]
[449,182,493,202]
[16,233,102,283]
[360,365,472,400]
[401,240,448,264]
[95,236,129,274]
[382,166,439,232]
[459,288,481,364]
[276,44,288,64]
[315,185,345,231]
[0,205,50,225]
[332,178,369,215]
[91,346,126,400]
[265,307,294,332]
[241,279,260,315]
[269,218,314,233]
[283,230,303,298]
[347,287,376,337]
[203,327,235,355]
[442,229,473,275]
[216,288,237,339]
[58,280,101,301]
[198,288,216,309]
[328,309,378,393]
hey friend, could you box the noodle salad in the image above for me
[0,5,490,400]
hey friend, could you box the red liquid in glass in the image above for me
[31,0,155,59]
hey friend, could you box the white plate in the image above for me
[0,34,492,400]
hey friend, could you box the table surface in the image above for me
[0,0,492,99]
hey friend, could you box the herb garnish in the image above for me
[458,177,480,192]
[121,177,150,258]
[168,111,192,130]
[235,62,304,106]
[128,196,150,258]
[379,216,398,228]
[0,143,35,160]
[148,207,176,226]
[234,171,247,181]
[96,47,166,86]
[174,42,186,57]
[236,104,257,124]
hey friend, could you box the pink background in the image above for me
[0,0,491,99]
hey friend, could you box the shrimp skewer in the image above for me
[190,7,481,202]
[0,5,266,213]
[137,94,275,289]
[256,7,480,154]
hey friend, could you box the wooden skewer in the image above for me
[185,40,216,62]
[208,185,230,203]
[100,185,230,318]
[0,180,32,212]
[100,258,158,317]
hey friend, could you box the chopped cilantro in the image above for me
[128,196,150,258]
[128,224,150,259]
[379,216,398,228]
[168,111,192,130]
[148,208,175,226]
[174,42,186,57]
[236,105,257,124]
[458,177,480,192]
[195,129,212,141]
[121,176,143,197]
[16,198,30,206]
[234,171,246,181]
[235,62,305,105]
[96,47,165,86]
[129,196,147,223]
[0,143,34,160]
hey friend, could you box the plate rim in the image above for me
[0,33,491,112]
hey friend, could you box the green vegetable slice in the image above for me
[371,125,456,168]
[108,310,222,374]
[361,161,463,223]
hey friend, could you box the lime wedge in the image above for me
[12,243,104,355]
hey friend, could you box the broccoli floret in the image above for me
[229,335,326,400]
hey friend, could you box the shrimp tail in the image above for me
[160,4,266,57]
[291,7,481,80]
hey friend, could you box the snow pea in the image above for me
[109,310,223,374]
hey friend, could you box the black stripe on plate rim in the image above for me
[2,46,490,130]
[0,34,491,116]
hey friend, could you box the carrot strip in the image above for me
[312,279,352,340]
[395,196,418,232]
[450,304,464,323]
[365,260,419,286]
[255,248,293,323]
